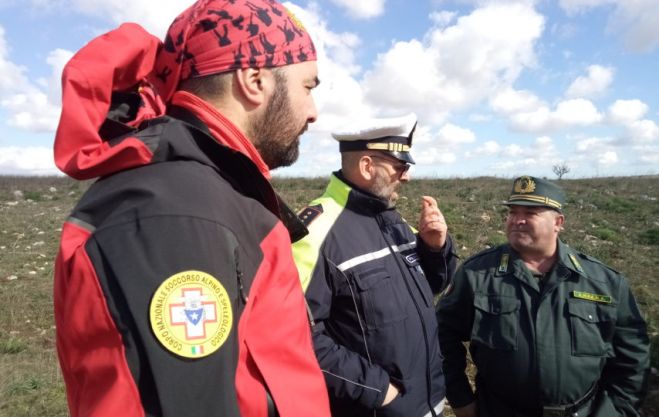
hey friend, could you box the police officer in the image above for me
[437,176,650,417]
[292,114,457,417]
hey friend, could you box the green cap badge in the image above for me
[503,175,566,211]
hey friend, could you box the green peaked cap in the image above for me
[503,175,566,211]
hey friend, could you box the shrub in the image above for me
[594,227,618,241]
[639,228,659,246]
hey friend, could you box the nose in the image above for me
[400,169,411,182]
[514,216,526,225]
[307,96,318,124]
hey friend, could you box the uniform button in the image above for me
[588,314,593,320]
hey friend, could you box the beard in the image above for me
[370,169,400,208]
[249,71,306,169]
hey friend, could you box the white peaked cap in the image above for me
[331,113,417,142]
[331,113,417,164]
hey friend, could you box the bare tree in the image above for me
[552,162,570,180]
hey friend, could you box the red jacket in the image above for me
[53,23,330,417]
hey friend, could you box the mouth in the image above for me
[509,229,528,235]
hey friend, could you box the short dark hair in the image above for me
[178,72,232,99]
[178,67,287,101]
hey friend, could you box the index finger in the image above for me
[421,195,438,208]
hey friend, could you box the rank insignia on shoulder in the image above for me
[568,253,584,272]
[572,291,612,304]
[298,204,323,227]
[498,253,509,273]
[149,270,233,359]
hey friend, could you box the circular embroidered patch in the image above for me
[150,270,232,359]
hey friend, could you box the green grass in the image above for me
[0,175,657,416]
[0,338,28,354]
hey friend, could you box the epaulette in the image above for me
[297,204,324,227]
[575,251,622,275]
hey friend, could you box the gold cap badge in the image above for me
[514,176,536,194]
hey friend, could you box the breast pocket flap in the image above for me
[352,266,390,291]
[567,301,615,323]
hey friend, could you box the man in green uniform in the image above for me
[437,175,649,417]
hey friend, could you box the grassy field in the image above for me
[0,175,657,416]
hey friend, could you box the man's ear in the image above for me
[358,154,375,182]
[555,213,565,232]
[233,67,270,106]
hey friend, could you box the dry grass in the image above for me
[1,175,657,416]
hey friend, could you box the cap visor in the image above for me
[389,151,415,164]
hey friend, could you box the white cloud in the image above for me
[0,146,59,175]
[0,25,30,96]
[560,0,659,52]
[608,99,648,124]
[487,136,560,174]
[0,26,69,133]
[598,150,618,165]
[626,119,659,143]
[505,144,525,157]
[573,136,622,168]
[465,140,501,158]
[509,98,603,133]
[43,49,74,104]
[559,0,613,15]
[437,123,476,146]
[535,135,555,151]
[575,136,615,153]
[553,99,603,126]
[490,87,543,115]
[286,3,374,137]
[1,92,61,132]
[565,65,614,98]
[635,145,659,165]
[362,2,544,122]
[607,99,659,144]
[413,147,457,165]
[361,40,446,119]
[68,0,195,38]
[490,157,543,173]
[429,11,457,28]
[469,113,493,122]
[328,0,385,19]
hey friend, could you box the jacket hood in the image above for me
[54,23,168,180]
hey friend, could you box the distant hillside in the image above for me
[0,175,657,416]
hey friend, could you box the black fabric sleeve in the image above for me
[416,234,458,294]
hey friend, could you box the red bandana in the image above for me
[153,0,317,102]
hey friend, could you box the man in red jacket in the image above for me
[52,1,329,417]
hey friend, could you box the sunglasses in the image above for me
[368,154,411,176]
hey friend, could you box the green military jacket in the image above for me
[437,240,649,417]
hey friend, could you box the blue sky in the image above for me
[0,0,658,178]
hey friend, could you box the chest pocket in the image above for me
[472,295,520,350]
[349,266,408,330]
[568,300,616,357]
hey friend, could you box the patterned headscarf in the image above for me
[153,0,317,101]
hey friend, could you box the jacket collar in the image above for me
[332,171,392,215]
[495,240,587,279]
